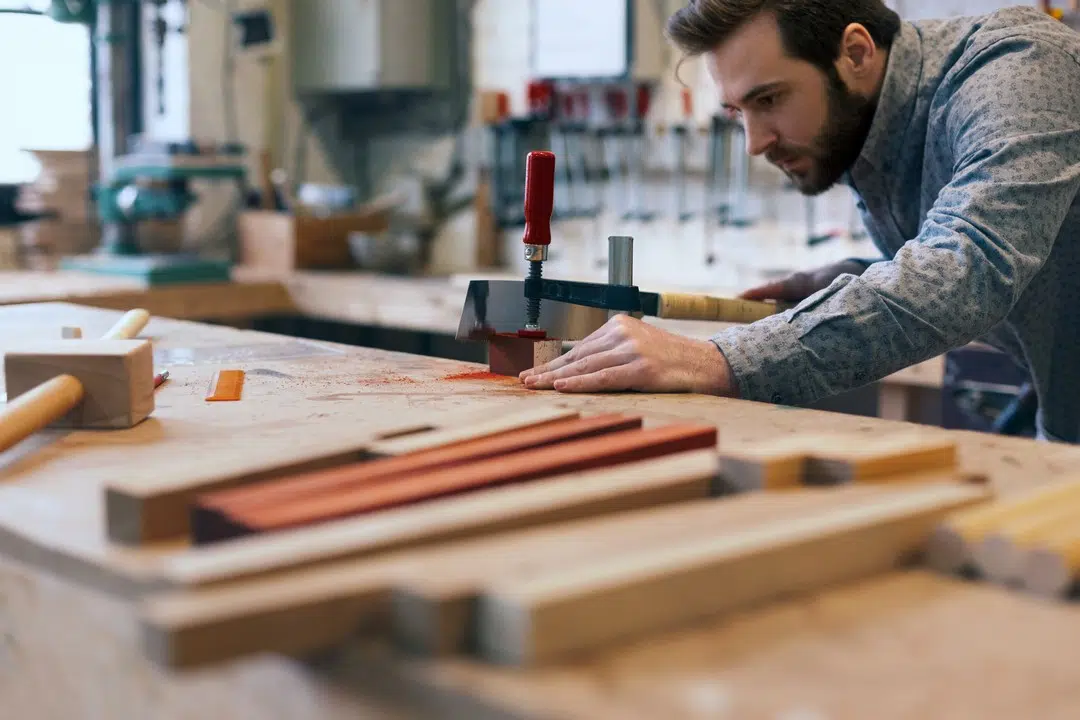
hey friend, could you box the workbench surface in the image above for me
[1,268,946,391]
[4,302,1079,720]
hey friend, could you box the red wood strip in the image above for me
[223,423,718,538]
[190,414,644,544]
[199,414,640,514]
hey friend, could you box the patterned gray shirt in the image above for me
[712,7,1080,443]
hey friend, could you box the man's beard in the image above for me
[767,67,877,196]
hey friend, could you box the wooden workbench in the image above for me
[4,302,1079,720]
[0,269,294,321]
[0,268,947,389]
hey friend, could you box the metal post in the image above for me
[95,0,139,254]
[608,235,633,320]
[608,235,634,286]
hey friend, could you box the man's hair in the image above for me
[665,0,901,73]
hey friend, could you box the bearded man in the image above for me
[521,1,1080,443]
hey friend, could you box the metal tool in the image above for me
[522,151,556,333]
[457,150,788,341]
[456,276,790,341]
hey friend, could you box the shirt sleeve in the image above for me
[710,37,1080,406]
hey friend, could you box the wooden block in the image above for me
[717,435,816,491]
[192,414,643,544]
[390,484,913,657]
[3,339,154,429]
[1021,522,1080,598]
[488,334,563,377]
[219,423,719,538]
[473,482,990,666]
[140,451,723,669]
[142,556,404,669]
[159,450,721,589]
[142,482,899,670]
[926,476,1080,575]
[803,433,957,484]
[104,404,578,545]
[974,503,1080,585]
[718,432,958,491]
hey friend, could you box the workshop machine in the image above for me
[13,0,255,283]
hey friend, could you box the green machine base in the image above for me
[60,254,232,285]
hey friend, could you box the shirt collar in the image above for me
[854,21,924,174]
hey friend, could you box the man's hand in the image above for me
[739,259,869,302]
[519,314,735,395]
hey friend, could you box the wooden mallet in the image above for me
[0,309,156,454]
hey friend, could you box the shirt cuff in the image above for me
[709,315,825,407]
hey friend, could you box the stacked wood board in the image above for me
[92,402,998,671]
[928,477,1080,598]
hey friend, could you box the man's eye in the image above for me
[758,94,777,109]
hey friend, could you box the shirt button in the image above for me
[772,393,784,404]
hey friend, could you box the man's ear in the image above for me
[835,23,877,85]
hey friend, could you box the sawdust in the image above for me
[440,371,515,382]
[355,375,419,386]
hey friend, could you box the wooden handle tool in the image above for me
[654,293,789,324]
[102,309,150,340]
[0,308,154,454]
[0,375,84,454]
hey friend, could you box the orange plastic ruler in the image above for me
[206,369,245,402]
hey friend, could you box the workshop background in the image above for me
[0,0,1062,436]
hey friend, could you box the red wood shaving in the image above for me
[441,371,511,381]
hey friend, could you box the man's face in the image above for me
[705,13,876,195]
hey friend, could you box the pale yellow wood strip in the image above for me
[474,483,990,666]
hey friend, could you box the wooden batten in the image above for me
[104,404,580,545]
[472,483,990,666]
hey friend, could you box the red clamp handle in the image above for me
[522,151,555,247]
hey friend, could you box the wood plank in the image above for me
[104,404,579,545]
[390,484,924,657]
[364,406,579,456]
[804,433,958,484]
[142,485,911,669]
[718,432,958,491]
[221,424,718,537]
[192,413,642,542]
[926,474,1080,575]
[974,503,1080,585]
[158,450,721,588]
[473,482,991,666]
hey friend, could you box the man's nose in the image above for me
[742,118,777,156]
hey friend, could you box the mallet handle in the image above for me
[103,309,150,340]
[0,375,84,454]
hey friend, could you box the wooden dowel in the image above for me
[0,375,84,454]
[102,309,150,340]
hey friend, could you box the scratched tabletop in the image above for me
[2,301,1080,720]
